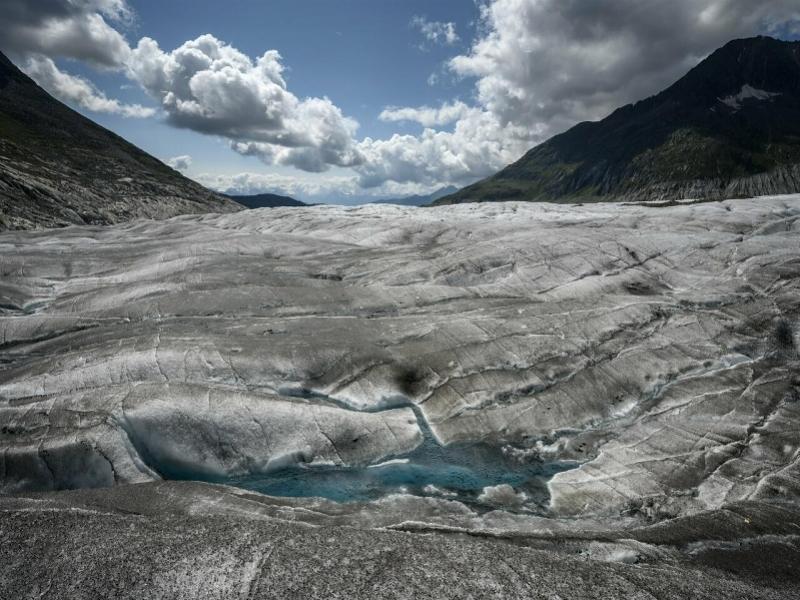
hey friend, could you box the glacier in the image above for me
[2,195,800,597]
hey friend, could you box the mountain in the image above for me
[226,192,307,208]
[374,186,458,206]
[436,36,800,206]
[0,51,241,230]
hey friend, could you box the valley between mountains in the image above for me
[3,22,800,599]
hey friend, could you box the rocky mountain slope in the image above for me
[437,36,800,205]
[0,51,241,230]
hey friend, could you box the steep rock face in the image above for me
[438,36,800,205]
[0,52,242,230]
[1,197,799,524]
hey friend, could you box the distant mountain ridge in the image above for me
[373,186,458,206]
[226,192,307,208]
[0,51,241,230]
[436,36,800,205]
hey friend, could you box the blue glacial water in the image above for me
[152,396,578,509]
[223,444,576,507]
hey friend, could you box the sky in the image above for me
[2,1,800,203]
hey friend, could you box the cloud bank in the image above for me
[379,102,471,127]
[0,0,132,68]
[23,55,154,117]
[356,107,530,188]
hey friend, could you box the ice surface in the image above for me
[4,480,798,599]
[2,196,800,521]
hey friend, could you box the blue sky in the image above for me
[129,0,477,125]
[85,1,478,138]
[3,1,800,203]
[53,1,482,201]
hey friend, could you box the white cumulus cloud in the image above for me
[127,35,363,173]
[356,106,531,188]
[0,0,132,68]
[411,16,460,47]
[1,1,148,119]
[167,155,192,171]
[23,55,155,118]
[379,101,471,127]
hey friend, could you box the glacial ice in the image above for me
[1,195,799,521]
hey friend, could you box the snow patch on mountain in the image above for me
[718,84,780,110]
